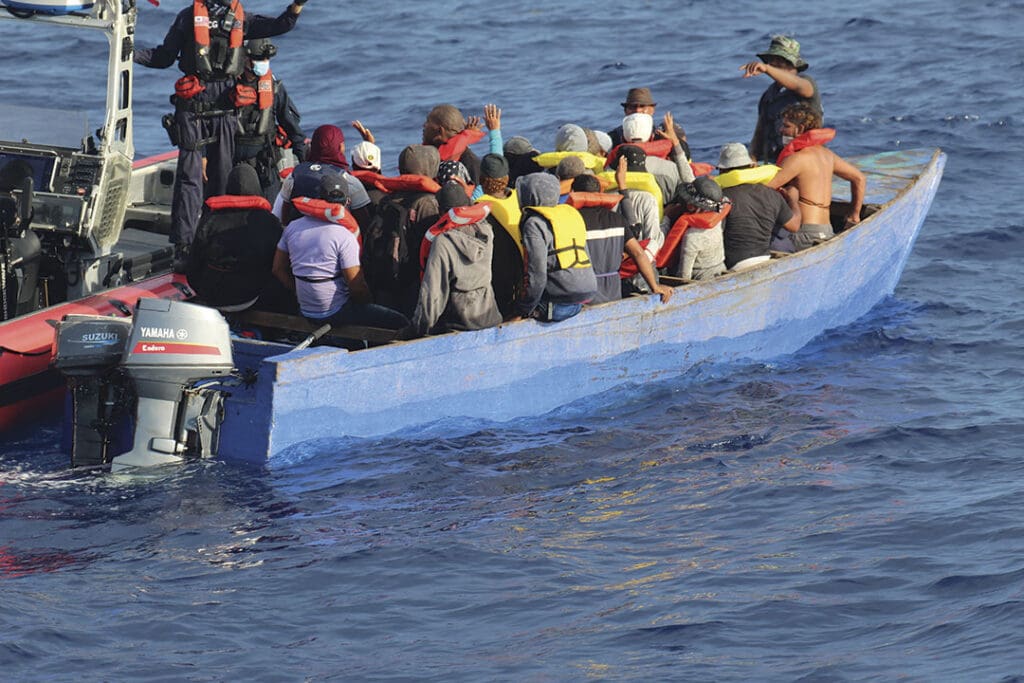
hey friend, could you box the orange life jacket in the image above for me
[372,174,442,195]
[192,0,245,78]
[691,162,715,177]
[232,71,273,109]
[204,195,272,212]
[419,204,491,274]
[776,128,836,164]
[350,169,383,189]
[437,128,485,162]
[655,205,732,272]
[604,139,674,168]
[565,192,623,211]
[618,205,732,277]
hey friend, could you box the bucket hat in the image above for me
[757,35,808,72]
[717,142,754,170]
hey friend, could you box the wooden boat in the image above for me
[214,148,946,465]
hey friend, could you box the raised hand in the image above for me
[484,103,502,131]
[351,120,375,143]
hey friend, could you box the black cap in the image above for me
[571,174,601,193]
[317,172,348,204]
[480,153,510,180]
[617,144,647,172]
[437,183,471,213]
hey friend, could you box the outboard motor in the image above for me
[111,298,234,472]
[52,315,135,467]
[52,299,234,471]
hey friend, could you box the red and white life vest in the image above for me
[419,204,491,274]
[290,196,362,247]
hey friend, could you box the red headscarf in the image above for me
[309,125,349,171]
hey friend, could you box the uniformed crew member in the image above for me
[134,0,308,254]
[233,38,306,202]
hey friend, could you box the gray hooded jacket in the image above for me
[515,173,598,316]
[408,219,502,336]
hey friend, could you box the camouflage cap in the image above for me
[758,35,808,72]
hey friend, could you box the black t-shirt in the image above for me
[721,183,793,268]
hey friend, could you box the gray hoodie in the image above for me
[408,219,502,337]
[515,173,598,316]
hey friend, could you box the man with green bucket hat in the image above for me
[740,35,823,163]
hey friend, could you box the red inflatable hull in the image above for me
[0,273,193,434]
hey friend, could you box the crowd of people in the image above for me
[135,1,866,342]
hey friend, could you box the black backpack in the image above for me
[362,193,411,291]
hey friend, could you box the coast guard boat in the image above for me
[0,0,191,432]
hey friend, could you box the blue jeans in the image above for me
[309,302,409,330]
[533,301,583,323]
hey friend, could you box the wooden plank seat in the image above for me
[230,309,399,347]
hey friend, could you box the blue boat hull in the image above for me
[220,149,946,464]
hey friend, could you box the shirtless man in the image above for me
[767,104,865,251]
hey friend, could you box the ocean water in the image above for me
[2,1,1023,680]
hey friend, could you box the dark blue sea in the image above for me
[2,1,1023,680]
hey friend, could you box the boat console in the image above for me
[0,140,116,236]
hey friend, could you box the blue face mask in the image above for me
[251,60,270,77]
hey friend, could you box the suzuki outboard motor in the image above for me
[52,314,134,467]
[110,298,234,472]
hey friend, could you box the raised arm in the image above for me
[739,62,815,98]
[484,104,504,157]
[656,111,695,184]
[245,3,305,40]
[133,10,188,68]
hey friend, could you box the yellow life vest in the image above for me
[533,151,607,174]
[477,190,524,259]
[714,164,780,189]
[596,170,664,217]
[528,205,591,271]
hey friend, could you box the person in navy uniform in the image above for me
[134,0,307,256]
[233,38,306,202]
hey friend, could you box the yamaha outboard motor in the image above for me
[111,298,234,472]
[52,315,135,467]
[53,299,234,471]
